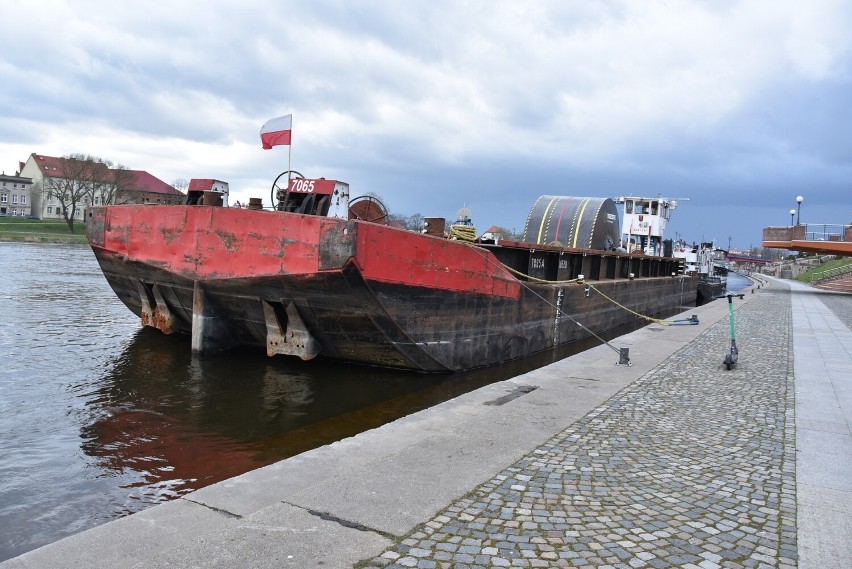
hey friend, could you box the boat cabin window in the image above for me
[625,200,633,214]
[651,201,658,215]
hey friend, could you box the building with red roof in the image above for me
[119,170,184,205]
[19,153,185,220]
[186,179,230,206]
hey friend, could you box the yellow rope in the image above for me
[586,283,672,325]
[448,224,477,242]
[497,261,673,325]
[453,239,677,326]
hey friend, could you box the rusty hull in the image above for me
[86,205,697,372]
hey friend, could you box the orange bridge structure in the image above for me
[762,224,852,255]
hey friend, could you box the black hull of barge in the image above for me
[92,247,697,372]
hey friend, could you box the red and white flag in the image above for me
[260,114,292,149]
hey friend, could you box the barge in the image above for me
[85,177,697,372]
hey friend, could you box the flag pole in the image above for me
[260,114,293,210]
[287,115,293,203]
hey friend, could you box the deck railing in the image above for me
[803,224,852,242]
[763,224,852,243]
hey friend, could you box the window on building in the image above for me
[11,208,17,216]
[0,193,6,203]
[47,206,53,214]
[12,195,18,204]
[21,196,26,204]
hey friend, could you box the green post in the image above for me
[727,295,736,342]
[723,294,740,370]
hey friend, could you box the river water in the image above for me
[0,242,751,561]
[725,271,753,294]
[0,243,451,560]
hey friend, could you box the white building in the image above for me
[20,153,115,220]
[0,171,33,217]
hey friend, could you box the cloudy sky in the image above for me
[1,0,850,250]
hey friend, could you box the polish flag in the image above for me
[260,114,292,149]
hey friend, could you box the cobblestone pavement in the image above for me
[359,289,797,568]
[815,291,852,332]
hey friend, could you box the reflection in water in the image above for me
[75,328,450,514]
[73,315,655,517]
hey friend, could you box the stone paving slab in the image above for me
[787,280,852,569]
[360,283,798,568]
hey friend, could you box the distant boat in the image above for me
[672,241,728,303]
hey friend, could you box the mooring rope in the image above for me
[585,283,673,325]
[500,263,583,284]
[465,240,690,332]
[467,247,624,356]
[439,238,699,363]
[513,277,625,357]
[447,224,478,242]
[491,254,676,326]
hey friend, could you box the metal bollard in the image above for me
[618,347,631,366]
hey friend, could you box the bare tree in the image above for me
[171,178,189,194]
[386,213,408,228]
[405,213,424,231]
[384,212,429,231]
[39,154,113,233]
[110,165,136,204]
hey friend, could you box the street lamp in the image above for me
[796,195,803,225]
[790,209,796,226]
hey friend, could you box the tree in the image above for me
[386,212,408,228]
[109,164,136,205]
[39,154,113,233]
[386,212,426,231]
[405,213,424,231]
[171,178,189,194]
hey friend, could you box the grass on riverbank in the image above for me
[0,217,88,244]
[794,258,852,283]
